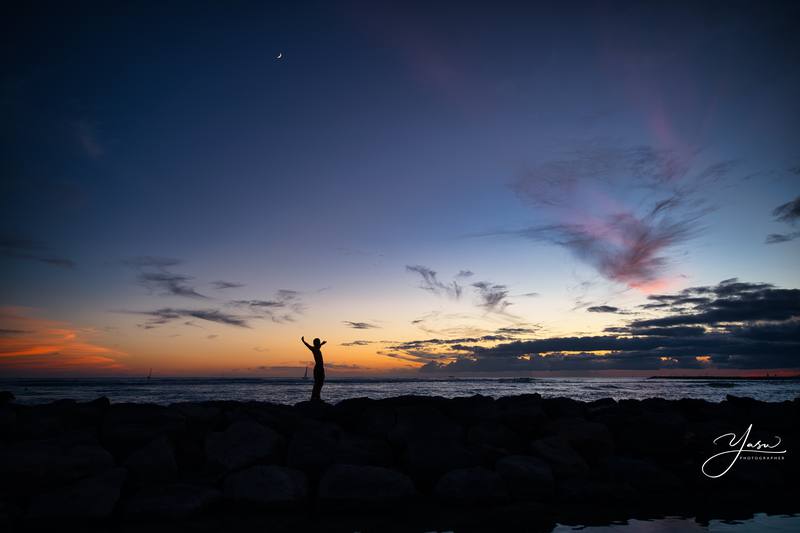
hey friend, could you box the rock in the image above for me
[495,395,548,439]
[605,456,681,493]
[542,397,585,419]
[467,421,524,460]
[0,441,114,489]
[103,403,186,457]
[403,439,480,484]
[0,391,14,405]
[205,420,283,473]
[434,467,509,506]
[124,436,177,486]
[389,405,463,446]
[27,468,126,522]
[551,418,614,463]
[286,420,340,473]
[0,406,16,438]
[223,465,307,508]
[333,433,393,466]
[125,484,221,520]
[530,436,589,477]
[556,478,630,503]
[318,464,416,510]
[442,395,498,424]
[496,455,554,500]
[616,409,687,457]
[169,402,221,425]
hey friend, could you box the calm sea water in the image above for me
[1,376,798,405]
[552,514,800,532]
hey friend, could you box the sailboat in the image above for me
[302,365,309,380]
[147,368,152,380]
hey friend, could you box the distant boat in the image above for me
[147,368,152,380]
[302,366,309,380]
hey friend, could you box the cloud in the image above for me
[340,340,374,346]
[123,256,207,299]
[766,196,800,243]
[587,305,622,313]
[0,307,124,374]
[471,281,512,314]
[211,280,245,290]
[510,143,733,289]
[343,321,380,330]
[0,234,75,268]
[385,279,800,373]
[230,290,305,323]
[772,196,800,224]
[456,270,474,278]
[130,308,250,329]
[406,265,462,299]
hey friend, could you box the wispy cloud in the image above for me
[471,281,512,314]
[1,234,75,268]
[130,308,250,329]
[340,340,374,346]
[211,280,245,290]
[343,321,380,330]
[123,256,207,299]
[75,119,103,159]
[587,305,622,313]
[766,196,800,244]
[230,289,305,323]
[406,265,463,299]
[510,143,733,289]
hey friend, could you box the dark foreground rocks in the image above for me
[0,393,798,531]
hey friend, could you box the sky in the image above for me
[1,0,799,377]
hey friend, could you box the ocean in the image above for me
[2,376,798,405]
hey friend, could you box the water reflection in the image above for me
[552,514,800,532]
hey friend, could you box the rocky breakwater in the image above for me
[0,391,798,530]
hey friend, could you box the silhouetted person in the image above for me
[301,336,326,401]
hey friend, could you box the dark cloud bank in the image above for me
[766,195,800,244]
[387,279,799,373]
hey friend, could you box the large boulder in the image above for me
[125,484,221,520]
[605,456,681,493]
[223,465,307,508]
[0,441,114,490]
[318,464,416,510]
[205,421,283,473]
[124,436,177,486]
[389,405,464,446]
[467,421,524,460]
[496,455,554,500]
[27,468,126,522]
[286,420,341,474]
[102,403,186,457]
[333,433,393,466]
[551,418,614,463]
[434,467,509,506]
[530,436,589,477]
[403,439,480,484]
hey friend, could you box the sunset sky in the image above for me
[2,1,799,377]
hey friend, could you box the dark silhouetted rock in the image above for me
[318,464,416,510]
[551,418,614,463]
[124,436,177,486]
[169,402,221,425]
[205,420,283,473]
[557,478,630,503]
[286,419,341,473]
[434,467,509,506]
[403,439,480,484]
[605,456,681,493]
[616,409,687,457]
[333,433,393,466]
[0,391,14,405]
[542,397,585,419]
[496,455,554,500]
[530,436,589,477]
[389,404,463,446]
[125,484,221,520]
[27,468,126,522]
[0,441,114,489]
[468,421,524,460]
[0,406,15,438]
[103,403,186,457]
[223,465,307,508]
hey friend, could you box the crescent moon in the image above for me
[276,52,283,59]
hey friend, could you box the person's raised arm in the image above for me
[320,340,327,346]
[301,336,313,350]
